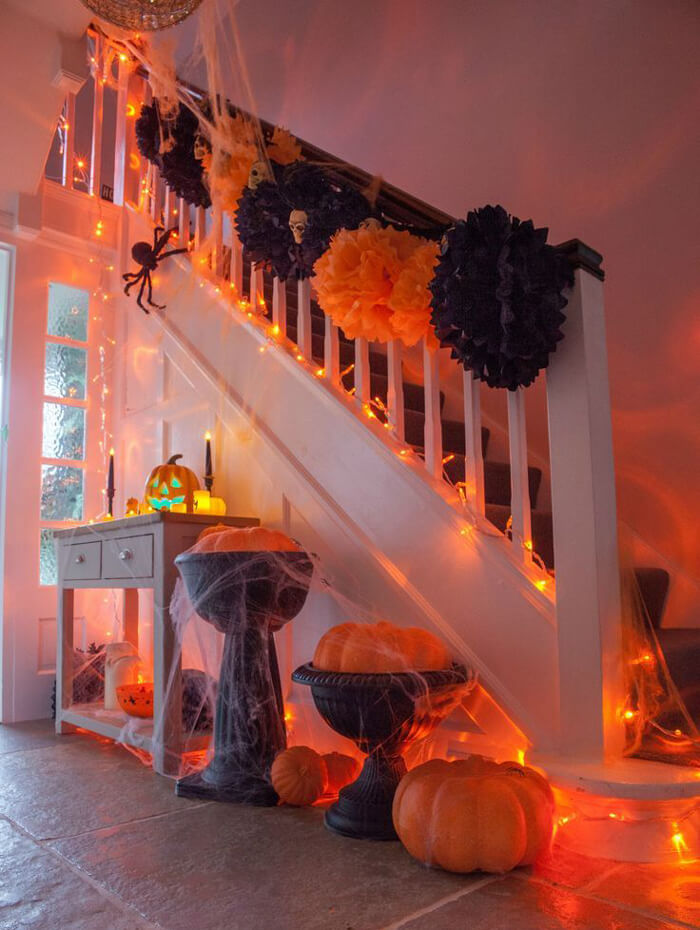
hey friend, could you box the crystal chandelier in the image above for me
[80,0,205,31]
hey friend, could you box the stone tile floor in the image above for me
[0,721,698,930]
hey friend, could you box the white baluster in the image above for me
[506,387,532,561]
[387,340,405,441]
[463,371,485,515]
[249,263,264,310]
[151,168,164,225]
[423,339,442,478]
[272,277,287,335]
[324,315,340,386]
[212,207,224,277]
[62,94,76,189]
[195,205,207,252]
[297,278,312,359]
[112,57,129,206]
[88,35,103,198]
[178,196,188,245]
[355,337,371,406]
[231,230,243,297]
[163,187,174,230]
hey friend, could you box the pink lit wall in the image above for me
[179,0,700,599]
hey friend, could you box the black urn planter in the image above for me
[174,550,313,805]
[292,662,469,840]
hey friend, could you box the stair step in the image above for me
[486,504,555,569]
[405,409,489,457]
[443,456,543,509]
[341,369,443,414]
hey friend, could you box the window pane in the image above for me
[42,402,85,461]
[40,465,84,521]
[44,343,87,400]
[39,528,57,586]
[47,283,88,342]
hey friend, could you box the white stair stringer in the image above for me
[123,211,560,753]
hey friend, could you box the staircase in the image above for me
[22,25,698,861]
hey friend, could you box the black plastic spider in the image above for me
[122,226,187,313]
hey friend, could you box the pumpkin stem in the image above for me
[166,454,183,465]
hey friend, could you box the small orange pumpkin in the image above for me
[144,454,200,512]
[271,746,328,806]
[195,524,300,552]
[392,757,554,874]
[116,682,154,718]
[313,621,451,673]
[322,752,360,795]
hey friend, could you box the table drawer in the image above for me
[62,541,102,581]
[102,534,154,579]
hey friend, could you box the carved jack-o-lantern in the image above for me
[289,209,308,244]
[144,454,200,512]
[248,159,272,190]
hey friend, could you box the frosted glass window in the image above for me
[39,528,57,586]
[44,343,87,399]
[47,283,88,342]
[42,403,85,461]
[40,465,84,521]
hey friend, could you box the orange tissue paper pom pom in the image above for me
[267,127,303,166]
[313,225,437,347]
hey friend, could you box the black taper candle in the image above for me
[107,448,115,517]
[204,431,213,492]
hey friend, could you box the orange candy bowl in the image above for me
[116,682,154,718]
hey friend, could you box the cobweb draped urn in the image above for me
[174,525,314,805]
[293,621,471,840]
[80,0,204,31]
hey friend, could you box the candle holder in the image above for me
[292,663,469,839]
[174,549,313,805]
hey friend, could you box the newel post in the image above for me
[546,241,624,761]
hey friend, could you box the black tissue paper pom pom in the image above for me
[135,100,211,209]
[429,205,574,390]
[235,162,370,280]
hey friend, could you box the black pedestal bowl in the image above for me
[291,662,470,839]
[174,549,313,805]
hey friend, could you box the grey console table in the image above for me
[54,512,258,775]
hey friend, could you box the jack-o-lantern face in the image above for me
[144,454,200,512]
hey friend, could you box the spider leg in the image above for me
[136,277,149,314]
[154,227,172,254]
[123,269,145,296]
[153,226,164,250]
[146,271,165,310]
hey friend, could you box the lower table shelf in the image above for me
[61,703,212,755]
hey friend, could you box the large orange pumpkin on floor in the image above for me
[313,621,451,673]
[271,746,328,806]
[195,524,300,552]
[145,454,200,512]
[392,757,554,873]
[322,752,360,795]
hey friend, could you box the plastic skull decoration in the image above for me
[248,160,272,190]
[359,217,382,231]
[289,210,308,244]
[193,133,211,163]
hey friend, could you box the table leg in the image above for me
[152,562,182,776]
[56,588,75,735]
[123,588,139,651]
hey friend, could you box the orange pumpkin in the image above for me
[195,524,300,552]
[322,752,360,795]
[313,621,451,673]
[116,682,154,718]
[271,746,328,806]
[145,454,200,512]
[392,757,554,873]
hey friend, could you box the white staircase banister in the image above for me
[546,241,624,760]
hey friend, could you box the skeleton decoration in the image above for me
[289,210,309,244]
[248,160,272,190]
[193,133,212,164]
[359,217,383,231]
[122,227,187,314]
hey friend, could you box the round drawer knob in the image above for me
[74,554,85,564]
[119,549,133,561]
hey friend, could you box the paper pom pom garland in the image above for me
[430,205,574,390]
[135,100,211,208]
[313,225,438,346]
[236,162,370,280]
